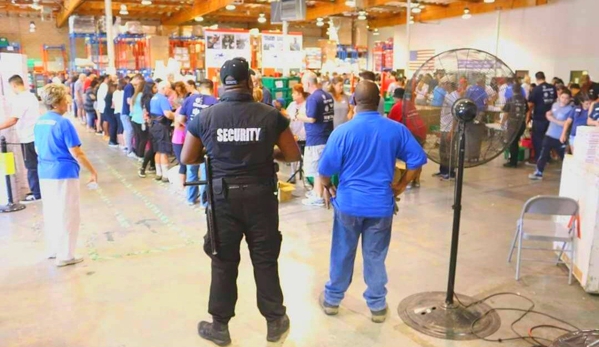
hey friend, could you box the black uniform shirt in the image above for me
[528,82,557,121]
[187,91,290,179]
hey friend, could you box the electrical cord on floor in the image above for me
[453,292,581,347]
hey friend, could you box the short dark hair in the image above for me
[186,80,197,88]
[359,71,376,82]
[8,75,24,86]
[199,79,214,91]
[560,88,572,97]
[535,72,546,80]
[118,78,127,91]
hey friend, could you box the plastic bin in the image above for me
[504,147,529,162]
[288,77,301,89]
[263,77,287,90]
[384,100,395,114]
[272,88,290,100]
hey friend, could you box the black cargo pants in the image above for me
[205,179,286,324]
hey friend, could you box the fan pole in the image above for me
[445,121,466,306]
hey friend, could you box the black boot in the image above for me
[266,314,290,342]
[197,321,231,346]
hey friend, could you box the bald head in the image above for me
[354,80,380,113]
[302,71,318,93]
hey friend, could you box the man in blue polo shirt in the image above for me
[148,81,175,182]
[297,71,334,207]
[317,80,427,323]
[179,79,218,206]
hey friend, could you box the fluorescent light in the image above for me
[225,4,236,10]
[29,21,35,32]
[412,7,421,13]
[194,16,204,22]
[345,0,356,7]
[357,11,366,20]
[373,28,379,36]
[409,15,414,24]
[141,0,151,5]
[484,0,495,3]
[258,13,266,23]
[462,7,471,19]
[119,4,129,15]
[316,21,324,27]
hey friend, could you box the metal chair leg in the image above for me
[515,228,523,281]
[556,241,567,265]
[507,226,519,263]
[569,240,575,285]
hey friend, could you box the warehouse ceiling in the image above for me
[0,0,548,29]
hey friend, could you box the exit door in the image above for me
[570,70,588,84]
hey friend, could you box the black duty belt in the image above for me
[215,177,277,190]
[150,114,168,125]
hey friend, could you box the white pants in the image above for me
[40,179,81,261]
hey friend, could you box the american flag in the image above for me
[409,49,436,73]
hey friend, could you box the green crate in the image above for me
[288,77,301,89]
[503,147,529,162]
[384,100,395,114]
[306,175,339,187]
[263,77,288,90]
[272,88,290,100]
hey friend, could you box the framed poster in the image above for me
[261,32,303,70]
[204,29,251,69]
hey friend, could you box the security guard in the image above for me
[181,57,301,346]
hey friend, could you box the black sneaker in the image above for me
[503,162,517,168]
[147,167,156,173]
[138,168,146,178]
[371,305,388,323]
[431,172,443,177]
[197,321,231,346]
[154,175,162,181]
[319,292,339,315]
[266,314,290,342]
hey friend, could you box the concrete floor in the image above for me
[1,119,598,347]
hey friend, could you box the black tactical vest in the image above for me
[198,92,281,179]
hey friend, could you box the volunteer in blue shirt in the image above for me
[587,95,599,127]
[178,79,218,206]
[297,71,334,207]
[527,71,557,163]
[121,74,139,158]
[34,84,98,267]
[149,81,176,182]
[529,89,574,180]
[317,80,427,323]
[563,93,590,153]
[430,77,449,107]
[465,78,489,112]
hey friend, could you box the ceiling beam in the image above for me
[84,0,193,6]
[162,0,235,25]
[79,1,180,12]
[368,0,548,28]
[56,0,86,28]
[305,0,397,21]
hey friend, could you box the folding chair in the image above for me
[507,195,579,284]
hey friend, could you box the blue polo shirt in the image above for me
[466,85,488,111]
[590,102,599,121]
[122,83,134,115]
[180,93,218,123]
[305,88,334,146]
[547,102,574,139]
[319,111,427,218]
[569,107,588,137]
[431,86,447,107]
[149,93,171,116]
[529,82,557,121]
[34,111,81,179]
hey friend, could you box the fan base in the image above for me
[549,330,599,346]
[397,291,501,341]
[0,203,26,213]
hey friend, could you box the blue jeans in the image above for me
[325,209,393,311]
[186,164,207,206]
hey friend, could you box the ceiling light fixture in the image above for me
[345,0,356,7]
[357,10,366,20]
[316,17,324,26]
[409,15,414,24]
[29,20,35,32]
[141,0,152,6]
[484,0,495,3]
[225,4,236,10]
[257,13,266,23]
[194,16,204,22]
[373,28,379,36]
[119,4,129,15]
[462,7,471,19]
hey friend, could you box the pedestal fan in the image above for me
[397,48,526,340]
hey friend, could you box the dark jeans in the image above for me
[86,111,97,128]
[324,209,392,311]
[142,138,155,170]
[508,123,526,165]
[116,113,124,135]
[206,181,285,324]
[536,136,565,173]
[439,132,456,176]
[21,142,41,199]
[106,111,118,144]
[132,121,148,158]
[532,120,550,161]
[172,143,186,174]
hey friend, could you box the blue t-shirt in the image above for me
[131,94,144,124]
[431,86,447,107]
[122,83,134,115]
[319,111,428,218]
[305,88,334,146]
[569,107,588,137]
[262,87,272,105]
[149,93,172,116]
[34,112,81,180]
[546,102,574,139]
[180,93,218,123]
[529,82,557,121]
[589,102,599,121]
[466,85,488,111]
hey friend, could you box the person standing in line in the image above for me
[74,74,86,125]
[329,76,350,129]
[148,81,175,183]
[250,70,273,105]
[83,79,99,133]
[562,93,590,154]
[104,80,118,148]
[529,89,574,180]
[348,71,386,119]
[285,84,308,183]
[178,79,218,206]
[113,79,126,151]
[298,71,334,207]
[503,83,529,168]
[432,82,459,180]
[181,57,301,346]
[34,84,98,267]
[121,74,140,158]
[0,75,42,203]
[587,95,599,127]
[318,80,427,323]
[527,72,557,164]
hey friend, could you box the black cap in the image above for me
[393,87,405,99]
[220,57,250,86]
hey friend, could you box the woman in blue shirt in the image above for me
[34,84,98,267]
[130,79,147,159]
[562,93,590,153]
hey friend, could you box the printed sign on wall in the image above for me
[261,32,303,69]
[205,29,252,69]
